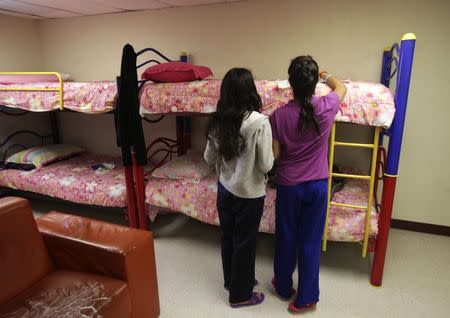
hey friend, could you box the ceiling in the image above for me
[0,0,241,19]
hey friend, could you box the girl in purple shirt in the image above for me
[270,56,347,313]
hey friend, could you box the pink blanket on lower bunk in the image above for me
[145,174,378,242]
[0,153,127,207]
[140,80,395,128]
[0,82,116,113]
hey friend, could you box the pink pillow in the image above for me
[141,62,213,83]
[152,152,213,183]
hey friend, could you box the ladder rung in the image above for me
[334,141,375,149]
[331,173,371,180]
[330,202,368,210]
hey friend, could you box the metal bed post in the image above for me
[124,165,138,228]
[379,46,393,146]
[133,153,146,229]
[176,51,192,155]
[49,112,60,144]
[122,47,190,229]
[176,116,192,156]
[371,33,416,286]
[134,48,173,230]
[176,117,185,155]
[381,47,393,88]
[372,46,393,235]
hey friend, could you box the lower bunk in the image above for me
[145,173,378,243]
[0,152,128,208]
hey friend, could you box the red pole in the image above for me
[371,175,397,286]
[132,153,148,230]
[124,166,138,228]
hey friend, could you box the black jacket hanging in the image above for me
[115,44,147,166]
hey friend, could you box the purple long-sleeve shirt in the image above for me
[269,92,340,186]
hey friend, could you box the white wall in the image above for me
[3,0,450,226]
[0,15,49,159]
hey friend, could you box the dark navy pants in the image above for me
[217,182,264,303]
[273,179,328,306]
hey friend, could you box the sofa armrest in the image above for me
[36,212,160,318]
[0,197,53,305]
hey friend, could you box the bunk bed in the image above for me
[0,77,116,113]
[117,33,416,286]
[0,74,129,212]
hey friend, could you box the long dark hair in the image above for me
[288,56,320,134]
[206,68,262,161]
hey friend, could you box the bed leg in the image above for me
[134,163,147,230]
[49,112,60,144]
[176,117,185,155]
[370,175,397,287]
[124,166,138,228]
[132,153,147,230]
[176,117,191,155]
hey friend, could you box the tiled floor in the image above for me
[31,199,450,318]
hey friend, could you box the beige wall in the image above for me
[0,15,49,158]
[0,14,42,70]
[4,0,450,226]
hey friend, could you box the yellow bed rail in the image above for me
[322,122,380,257]
[0,72,64,110]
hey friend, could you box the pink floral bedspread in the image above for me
[0,153,127,207]
[0,82,117,113]
[140,80,395,127]
[327,178,378,242]
[145,174,378,242]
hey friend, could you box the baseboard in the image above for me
[391,219,450,237]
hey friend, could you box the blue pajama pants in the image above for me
[273,179,328,306]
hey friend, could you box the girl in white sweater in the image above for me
[204,68,274,308]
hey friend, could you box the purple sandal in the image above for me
[230,292,265,308]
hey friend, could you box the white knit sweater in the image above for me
[204,111,274,199]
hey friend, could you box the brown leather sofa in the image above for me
[0,197,160,318]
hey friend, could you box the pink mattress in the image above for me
[145,175,378,242]
[140,80,395,128]
[0,153,127,207]
[0,82,116,113]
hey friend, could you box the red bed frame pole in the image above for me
[132,153,147,230]
[370,175,397,286]
[124,166,138,228]
[371,34,415,286]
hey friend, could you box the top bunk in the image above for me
[0,72,116,114]
[138,79,395,128]
[111,47,397,128]
[127,47,397,128]
[1,60,395,126]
